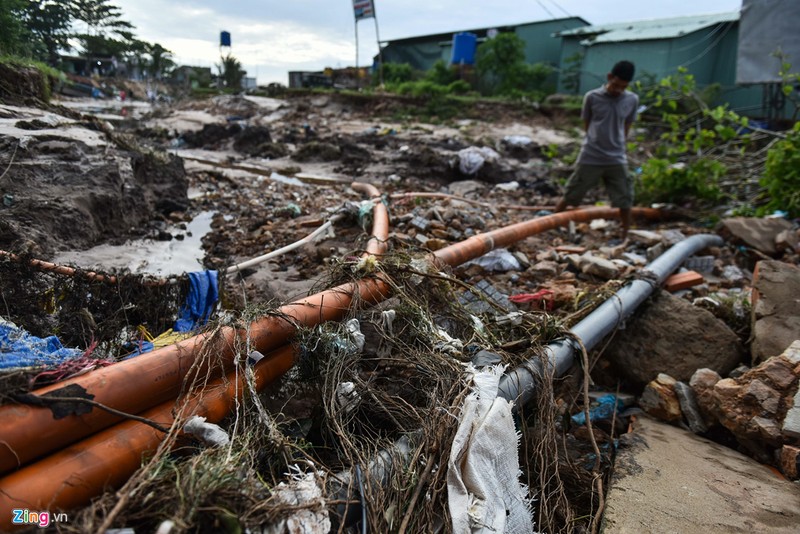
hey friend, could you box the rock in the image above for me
[660,229,687,246]
[728,365,749,379]
[506,252,528,270]
[704,343,800,459]
[743,379,781,414]
[447,179,485,198]
[579,253,620,279]
[775,229,799,254]
[646,242,665,262]
[674,381,708,434]
[639,374,682,422]
[751,261,800,363]
[783,385,800,439]
[780,445,800,479]
[628,229,663,246]
[605,292,745,388]
[719,217,792,256]
[690,368,721,426]
[531,260,559,277]
[622,252,647,266]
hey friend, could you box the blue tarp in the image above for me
[0,321,82,370]
[174,270,219,333]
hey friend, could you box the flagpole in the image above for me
[355,18,360,90]
[372,1,384,86]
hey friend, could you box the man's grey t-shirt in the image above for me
[577,86,639,165]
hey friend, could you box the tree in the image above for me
[217,53,244,89]
[70,0,134,71]
[147,42,174,80]
[475,32,553,96]
[0,0,31,56]
[24,0,74,66]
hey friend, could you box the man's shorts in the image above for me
[562,164,633,209]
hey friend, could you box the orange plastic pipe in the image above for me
[432,207,662,267]
[0,204,661,516]
[0,344,296,519]
[0,182,390,474]
[0,249,125,284]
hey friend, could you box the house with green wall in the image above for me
[379,17,588,73]
[554,12,763,117]
[378,11,783,119]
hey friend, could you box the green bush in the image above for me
[378,62,414,85]
[638,158,725,204]
[425,60,457,86]
[760,122,800,217]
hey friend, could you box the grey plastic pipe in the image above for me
[331,232,723,527]
[498,233,723,403]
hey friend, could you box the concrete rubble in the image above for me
[602,415,800,534]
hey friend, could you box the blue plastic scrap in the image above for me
[174,270,219,333]
[0,322,82,370]
[571,394,624,426]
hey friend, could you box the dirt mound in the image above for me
[0,128,187,257]
[0,61,53,106]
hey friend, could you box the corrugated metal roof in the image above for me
[555,12,739,44]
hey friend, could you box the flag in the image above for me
[353,0,374,20]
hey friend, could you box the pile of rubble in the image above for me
[1,89,799,531]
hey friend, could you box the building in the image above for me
[374,9,798,119]
[554,12,762,116]
[379,17,589,75]
[171,66,214,89]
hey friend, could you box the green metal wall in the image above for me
[514,19,586,65]
[380,17,586,78]
[558,23,763,117]
[381,40,449,71]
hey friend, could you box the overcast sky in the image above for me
[112,0,743,85]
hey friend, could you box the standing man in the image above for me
[555,60,639,240]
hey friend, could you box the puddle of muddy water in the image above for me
[53,211,214,276]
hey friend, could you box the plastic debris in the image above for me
[457,146,500,175]
[263,464,330,534]
[495,181,519,192]
[509,289,555,311]
[501,135,533,147]
[183,415,230,447]
[381,309,396,336]
[571,394,624,425]
[248,350,265,366]
[0,318,82,370]
[345,319,365,353]
[463,248,521,272]
[336,382,360,414]
[174,271,219,332]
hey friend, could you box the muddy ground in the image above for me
[1,83,798,533]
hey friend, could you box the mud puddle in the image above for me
[53,210,214,276]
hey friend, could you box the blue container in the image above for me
[450,32,477,65]
[220,31,231,47]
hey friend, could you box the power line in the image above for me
[547,0,573,18]
[535,0,558,20]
